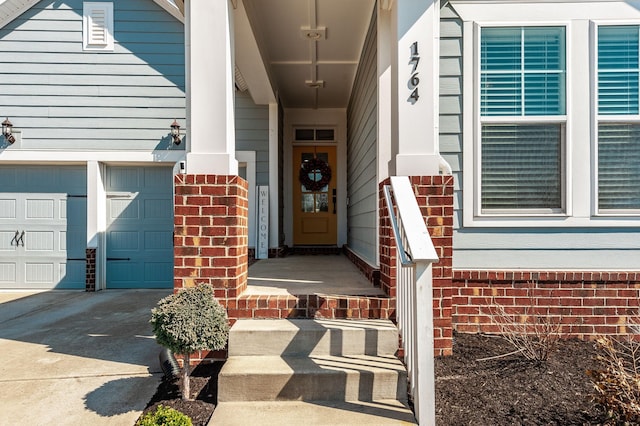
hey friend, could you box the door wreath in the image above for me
[299,157,332,191]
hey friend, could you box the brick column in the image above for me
[85,248,96,292]
[379,175,454,356]
[174,174,249,301]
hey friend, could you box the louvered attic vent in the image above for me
[83,2,114,51]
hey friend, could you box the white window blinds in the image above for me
[479,26,566,212]
[597,26,640,211]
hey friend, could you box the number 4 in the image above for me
[409,88,419,102]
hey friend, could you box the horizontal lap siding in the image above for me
[440,4,463,232]
[0,0,185,150]
[347,10,377,265]
[235,91,269,186]
[445,4,640,270]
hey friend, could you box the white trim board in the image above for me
[0,0,183,30]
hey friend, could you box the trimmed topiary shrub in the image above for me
[150,284,229,400]
[135,405,192,426]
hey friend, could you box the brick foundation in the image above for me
[173,174,249,298]
[85,248,96,292]
[344,245,381,287]
[379,175,454,356]
[452,271,640,338]
[228,294,394,322]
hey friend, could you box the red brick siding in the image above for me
[379,175,455,356]
[452,271,640,338]
[173,174,249,298]
[85,248,96,292]
[229,294,394,324]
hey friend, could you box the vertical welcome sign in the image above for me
[256,186,269,259]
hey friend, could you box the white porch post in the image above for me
[390,0,441,176]
[184,0,238,175]
[86,161,106,290]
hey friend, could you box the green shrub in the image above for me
[136,405,192,426]
[150,284,229,400]
[588,336,640,424]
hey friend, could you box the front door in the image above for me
[292,145,337,245]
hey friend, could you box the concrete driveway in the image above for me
[0,290,172,425]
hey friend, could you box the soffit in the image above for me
[242,0,375,109]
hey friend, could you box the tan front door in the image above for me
[292,146,337,245]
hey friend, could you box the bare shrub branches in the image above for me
[588,332,640,423]
[488,283,563,362]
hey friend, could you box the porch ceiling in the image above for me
[241,0,375,109]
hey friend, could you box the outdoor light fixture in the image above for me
[170,119,181,145]
[2,117,15,144]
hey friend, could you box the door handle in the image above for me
[11,230,19,246]
[332,189,337,214]
[10,231,24,247]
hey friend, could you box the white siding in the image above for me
[347,10,377,264]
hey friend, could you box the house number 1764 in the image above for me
[409,41,420,103]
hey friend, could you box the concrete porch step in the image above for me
[228,318,399,357]
[217,354,408,402]
[209,400,417,425]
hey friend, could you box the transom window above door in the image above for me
[294,128,335,142]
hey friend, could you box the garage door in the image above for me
[0,166,87,289]
[106,166,173,288]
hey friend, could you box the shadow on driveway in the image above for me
[0,290,171,425]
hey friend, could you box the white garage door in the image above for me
[0,166,87,289]
[106,166,173,288]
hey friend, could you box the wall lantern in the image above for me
[2,118,15,144]
[170,119,181,145]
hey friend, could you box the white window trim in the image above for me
[457,2,640,227]
[467,21,574,226]
[83,2,114,51]
[592,20,640,217]
[236,151,256,249]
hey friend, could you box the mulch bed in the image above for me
[138,333,610,425]
[138,362,221,426]
[435,332,607,425]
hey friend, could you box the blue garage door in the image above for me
[106,166,173,288]
[0,166,87,289]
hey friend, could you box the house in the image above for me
[2,0,640,358]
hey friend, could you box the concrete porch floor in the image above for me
[245,254,384,297]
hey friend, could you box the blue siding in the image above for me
[440,3,463,229]
[347,9,377,265]
[235,91,269,186]
[0,0,185,151]
[443,5,640,270]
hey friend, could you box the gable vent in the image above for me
[89,8,107,45]
[83,2,114,51]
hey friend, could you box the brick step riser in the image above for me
[229,294,395,320]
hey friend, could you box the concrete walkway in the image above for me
[0,289,171,426]
[245,254,385,296]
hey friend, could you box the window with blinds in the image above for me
[479,26,566,213]
[597,26,640,212]
[83,2,114,51]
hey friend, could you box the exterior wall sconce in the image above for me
[2,118,15,144]
[170,119,181,145]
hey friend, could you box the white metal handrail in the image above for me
[384,176,438,425]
